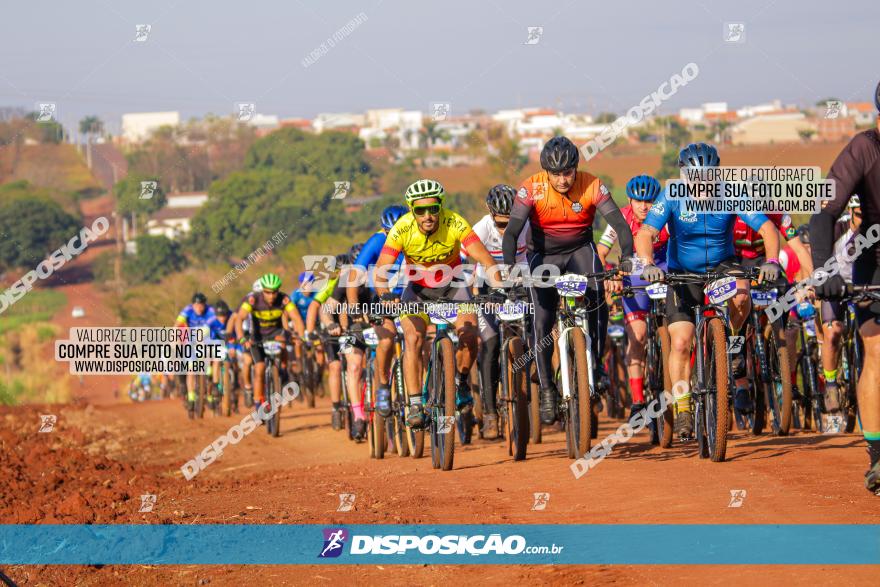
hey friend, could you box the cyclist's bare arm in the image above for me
[234,305,248,341]
[345,264,361,306]
[757,220,781,261]
[306,300,322,333]
[786,234,814,275]
[635,225,660,268]
[596,243,611,266]
[288,307,305,336]
[597,198,634,260]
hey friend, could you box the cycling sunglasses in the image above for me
[412,204,441,216]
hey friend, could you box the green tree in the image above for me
[595,112,618,124]
[488,137,528,184]
[113,175,167,216]
[656,148,681,181]
[123,235,187,284]
[79,115,104,138]
[0,183,80,270]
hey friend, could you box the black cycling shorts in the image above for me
[853,244,880,326]
[666,258,742,325]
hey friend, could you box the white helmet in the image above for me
[252,278,263,293]
[848,195,861,209]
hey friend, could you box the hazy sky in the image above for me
[0,0,876,133]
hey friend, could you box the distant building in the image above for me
[279,118,314,132]
[729,112,816,145]
[846,102,876,126]
[121,111,180,143]
[145,192,208,240]
[817,116,856,141]
[313,112,365,133]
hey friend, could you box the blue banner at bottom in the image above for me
[0,524,877,565]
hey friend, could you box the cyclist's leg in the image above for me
[451,286,477,411]
[565,244,606,374]
[401,314,428,426]
[853,252,880,493]
[476,304,500,416]
[622,270,653,410]
[820,301,845,411]
[526,251,562,424]
[665,279,701,437]
[250,343,267,404]
[345,345,367,437]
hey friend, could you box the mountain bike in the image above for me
[554,270,614,459]
[663,270,751,462]
[260,339,285,437]
[793,301,823,431]
[741,282,793,436]
[356,323,394,459]
[483,288,532,461]
[604,300,628,420]
[219,345,240,417]
[839,284,880,432]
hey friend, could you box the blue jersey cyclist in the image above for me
[291,272,317,320]
[635,143,782,440]
[175,292,226,411]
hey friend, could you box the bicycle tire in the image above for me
[196,374,206,419]
[749,327,767,436]
[706,318,730,462]
[390,358,410,457]
[657,323,674,448]
[438,337,457,470]
[507,337,530,461]
[571,328,593,458]
[764,322,793,435]
[269,363,282,437]
[221,363,232,417]
[529,362,542,445]
[843,335,859,433]
[370,361,386,459]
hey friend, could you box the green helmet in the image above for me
[259,273,282,291]
[404,179,445,207]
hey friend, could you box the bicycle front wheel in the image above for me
[429,337,456,470]
[506,337,529,461]
[569,328,592,458]
[764,323,792,435]
[705,318,730,462]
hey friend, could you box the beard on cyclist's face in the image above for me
[412,197,441,233]
[548,168,576,193]
[630,199,652,221]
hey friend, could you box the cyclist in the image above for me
[306,253,365,434]
[175,292,225,412]
[817,196,861,413]
[344,205,408,420]
[636,142,780,439]
[234,274,299,411]
[502,136,635,426]
[597,174,667,421]
[810,84,880,494]
[471,184,530,439]
[373,179,505,429]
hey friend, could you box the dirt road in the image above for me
[2,389,878,585]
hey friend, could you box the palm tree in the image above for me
[79,115,104,169]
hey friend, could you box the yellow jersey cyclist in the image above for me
[234,273,302,409]
[374,179,506,429]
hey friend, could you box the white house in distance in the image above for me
[121,111,181,143]
[145,192,208,240]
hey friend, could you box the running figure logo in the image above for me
[728,489,746,507]
[430,102,450,122]
[38,414,57,433]
[337,493,356,512]
[140,181,157,199]
[319,528,349,558]
[139,494,157,512]
[36,103,56,122]
[824,100,843,119]
[524,26,544,45]
[724,23,746,43]
[531,492,550,511]
[236,103,256,122]
[332,181,350,200]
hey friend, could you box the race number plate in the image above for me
[497,301,527,322]
[362,327,379,347]
[750,289,778,307]
[796,301,816,319]
[608,324,625,339]
[394,318,404,334]
[645,283,668,300]
[427,304,458,325]
[262,341,283,356]
[705,277,737,304]
[554,274,589,297]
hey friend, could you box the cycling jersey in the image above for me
[355,230,405,293]
[381,209,481,286]
[832,223,857,282]
[239,292,295,340]
[176,304,225,339]
[291,289,314,320]
[733,213,797,259]
[471,214,528,281]
[598,204,669,264]
[644,187,769,273]
[512,170,612,255]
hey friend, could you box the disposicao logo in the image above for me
[319,528,349,558]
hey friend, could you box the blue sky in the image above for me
[0,0,876,133]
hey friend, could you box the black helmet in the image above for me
[192,292,207,304]
[540,136,579,173]
[486,184,516,216]
[334,253,350,268]
[678,143,720,168]
[214,300,230,316]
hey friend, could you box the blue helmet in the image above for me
[298,271,313,285]
[380,205,408,230]
[626,175,662,201]
[678,142,720,168]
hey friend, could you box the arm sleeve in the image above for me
[811,133,873,266]
[597,223,618,249]
[313,278,338,304]
[741,211,770,232]
[643,192,672,231]
[503,186,532,266]
[597,197,633,258]
[355,232,385,268]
